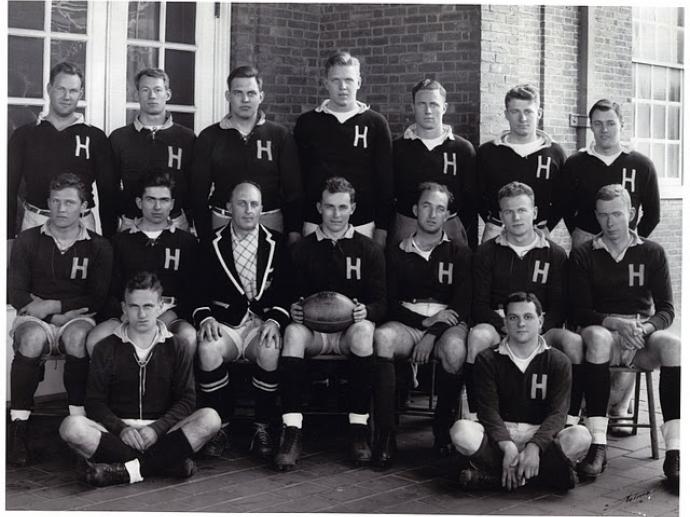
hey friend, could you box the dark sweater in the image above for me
[475,341,571,452]
[8,119,118,237]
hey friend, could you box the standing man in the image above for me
[373,182,472,468]
[7,173,113,466]
[391,79,477,248]
[477,84,566,243]
[294,51,394,247]
[275,177,386,471]
[59,272,221,486]
[451,292,591,491]
[191,65,303,244]
[193,182,290,460]
[568,185,679,485]
[8,61,118,241]
[109,68,195,231]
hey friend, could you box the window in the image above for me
[632,7,684,186]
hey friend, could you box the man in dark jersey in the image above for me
[7,173,113,466]
[391,79,477,248]
[191,65,302,244]
[295,51,394,247]
[477,84,566,243]
[109,68,195,231]
[451,292,591,491]
[8,61,118,242]
[567,185,679,486]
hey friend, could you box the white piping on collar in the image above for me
[37,112,85,129]
[315,224,356,241]
[495,228,550,249]
[133,112,174,132]
[492,129,554,149]
[315,99,369,115]
[403,123,454,142]
[219,110,266,130]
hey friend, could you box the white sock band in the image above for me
[662,419,681,451]
[348,413,369,426]
[586,416,609,445]
[566,414,580,426]
[282,413,303,429]
[124,459,143,484]
[68,405,86,417]
[10,410,31,421]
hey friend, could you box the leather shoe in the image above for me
[249,422,274,459]
[663,449,679,486]
[84,461,131,486]
[372,430,396,469]
[458,467,501,490]
[7,419,30,467]
[274,425,302,472]
[163,458,197,478]
[200,428,229,458]
[349,424,372,466]
[577,443,607,479]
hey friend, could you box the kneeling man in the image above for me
[450,292,591,491]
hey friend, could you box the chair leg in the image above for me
[645,371,660,460]
[429,361,437,411]
[631,371,641,436]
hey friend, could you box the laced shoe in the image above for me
[349,424,372,466]
[577,443,607,479]
[7,419,30,467]
[663,449,680,486]
[200,428,229,458]
[458,467,501,490]
[84,461,131,487]
[249,422,274,459]
[372,430,396,469]
[274,425,302,472]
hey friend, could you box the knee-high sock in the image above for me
[464,363,475,413]
[140,429,194,477]
[10,352,43,411]
[197,364,232,424]
[348,354,375,416]
[583,361,610,417]
[659,366,681,422]
[91,431,141,463]
[279,357,306,414]
[373,357,396,432]
[64,355,89,407]
[468,432,499,475]
[252,365,279,425]
[569,363,585,417]
[435,368,463,429]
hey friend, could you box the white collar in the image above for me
[133,112,174,132]
[40,221,91,241]
[113,320,173,346]
[399,231,450,259]
[403,123,454,143]
[315,224,356,241]
[497,335,549,357]
[583,140,632,158]
[315,99,369,116]
[219,110,266,130]
[495,228,550,250]
[127,218,176,234]
[493,129,553,149]
[592,230,643,262]
[37,112,85,129]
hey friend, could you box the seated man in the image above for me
[59,272,220,486]
[86,172,198,354]
[275,177,386,471]
[373,182,472,468]
[451,292,591,491]
[8,173,113,466]
[568,184,680,485]
[465,181,579,419]
[194,181,290,459]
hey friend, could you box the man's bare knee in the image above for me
[450,419,483,455]
[581,326,612,363]
[347,321,374,356]
[59,415,92,444]
[15,325,48,358]
[468,324,498,362]
[373,326,397,358]
[282,324,311,358]
[648,330,681,366]
[556,425,591,461]
[197,339,223,369]
[436,338,466,374]
[174,322,198,355]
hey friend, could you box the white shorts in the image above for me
[504,421,541,451]
[11,315,96,355]
[313,330,346,355]
[218,313,264,360]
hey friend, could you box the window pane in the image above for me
[126,109,138,125]
[165,49,195,105]
[8,105,43,138]
[128,1,160,41]
[667,105,680,140]
[51,1,88,34]
[9,1,45,30]
[678,28,684,64]
[636,103,651,138]
[9,37,44,99]
[636,64,651,99]
[171,111,194,131]
[127,46,159,102]
[639,23,656,61]
[668,69,681,102]
[652,105,666,139]
[636,141,650,158]
[51,39,87,100]
[652,143,666,176]
[166,2,196,44]
[656,24,675,62]
[652,66,667,101]
[666,144,680,179]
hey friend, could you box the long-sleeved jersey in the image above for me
[559,146,660,237]
[569,232,674,331]
[86,322,195,437]
[475,339,571,452]
[473,230,567,332]
[477,130,566,230]
[288,226,387,323]
[191,113,303,242]
[8,225,113,316]
[109,115,195,220]
[393,124,478,246]
[106,223,199,321]
[294,102,394,230]
[386,234,472,336]
[8,116,119,237]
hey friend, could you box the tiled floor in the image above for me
[6,391,679,516]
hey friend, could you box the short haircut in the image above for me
[226,65,263,91]
[124,271,163,298]
[49,61,84,88]
[504,84,539,108]
[49,172,88,203]
[322,176,356,203]
[417,181,453,207]
[230,180,263,202]
[138,171,175,198]
[588,98,623,125]
[594,183,632,210]
[134,68,170,89]
[411,78,447,103]
[324,51,360,75]
[504,291,543,316]
[497,181,535,206]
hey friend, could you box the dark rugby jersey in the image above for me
[109,115,195,220]
[191,113,303,242]
[393,125,478,245]
[477,131,566,230]
[473,230,567,332]
[8,116,118,237]
[386,233,472,336]
[295,102,394,230]
[288,226,386,323]
[475,340,571,452]
[569,233,674,331]
[559,147,660,237]
[9,225,113,315]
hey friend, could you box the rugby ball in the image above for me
[302,291,355,333]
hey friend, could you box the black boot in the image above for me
[249,422,274,459]
[372,430,396,469]
[84,461,131,486]
[349,424,372,466]
[7,419,30,467]
[274,426,302,472]
[577,443,607,479]
[663,450,680,486]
